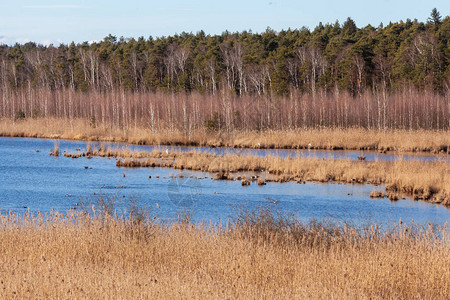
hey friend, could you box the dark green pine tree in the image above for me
[428,8,442,28]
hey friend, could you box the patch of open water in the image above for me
[0,137,448,226]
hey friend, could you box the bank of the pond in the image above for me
[65,144,450,206]
[1,118,449,155]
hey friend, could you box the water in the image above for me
[0,137,448,226]
[98,141,449,162]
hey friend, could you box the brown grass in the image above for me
[49,140,60,157]
[370,191,386,198]
[1,117,449,154]
[0,207,448,299]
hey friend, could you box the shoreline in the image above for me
[1,118,449,155]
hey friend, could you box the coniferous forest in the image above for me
[0,10,449,130]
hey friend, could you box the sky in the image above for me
[0,0,449,46]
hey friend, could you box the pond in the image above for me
[0,137,448,226]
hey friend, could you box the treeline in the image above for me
[1,10,449,96]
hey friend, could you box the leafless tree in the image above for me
[220,41,244,95]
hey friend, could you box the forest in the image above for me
[0,10,449,131]
[1,10,449,94]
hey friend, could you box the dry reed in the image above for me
[49,140,60,157]
[0,207,448,299]
[370,191,386,198]
[1,118,449,155]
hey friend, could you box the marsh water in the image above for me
[97,141,449,162]
[0,137,448,226]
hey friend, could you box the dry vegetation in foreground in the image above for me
[1,117,450,154]
[65,145,450,206]
[0,206,448,299]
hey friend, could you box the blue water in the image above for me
[100,141,450,162]
[0,137,448,226]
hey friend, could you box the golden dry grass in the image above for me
[49,140,60,157]
[1,117,449,154]
[0,208,448,299]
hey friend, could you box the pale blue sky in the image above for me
[0,1,449,45]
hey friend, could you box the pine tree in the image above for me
[428,8,442,26]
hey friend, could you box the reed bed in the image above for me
[65,146,450,205]
[1,118,449,154]
[0,207,448,299]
